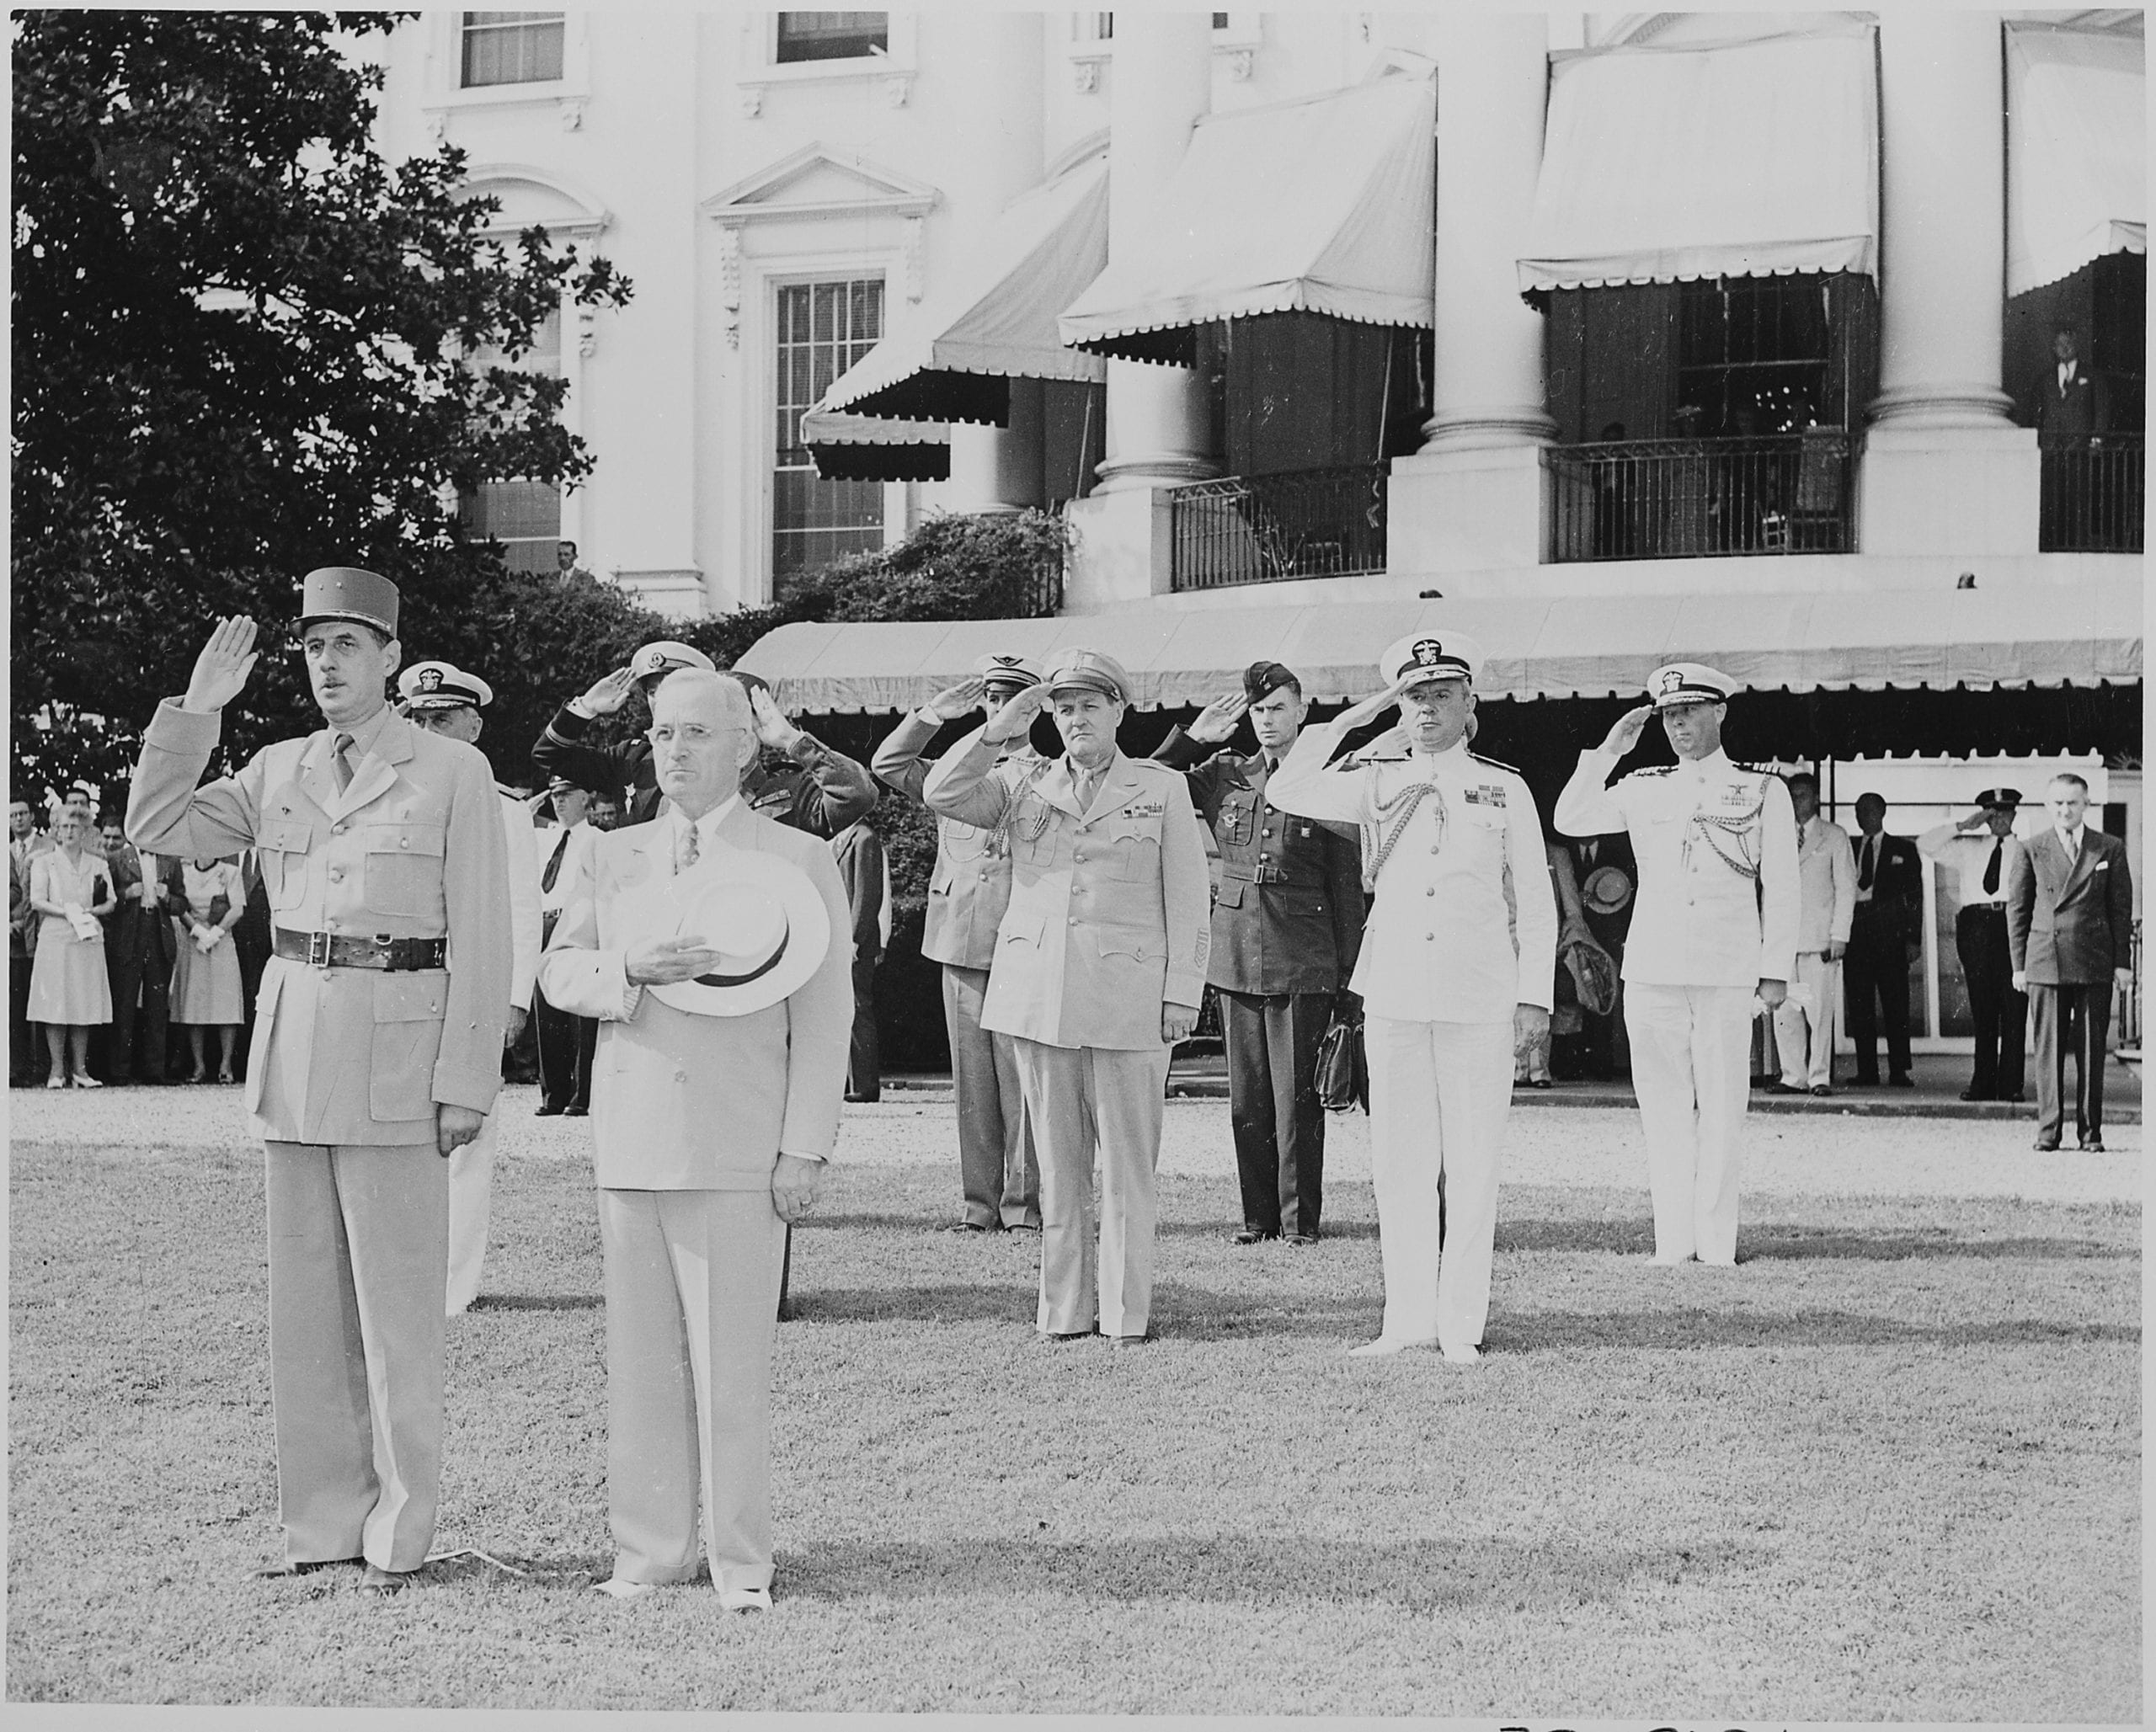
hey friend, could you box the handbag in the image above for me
[205,891,231,928]
[1314,1000,1368,1116]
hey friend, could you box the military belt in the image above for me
[1221,863,1294,886]
[275,928,449,971]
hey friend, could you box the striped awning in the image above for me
[2005,24,2146,297]
[801,408,949,483]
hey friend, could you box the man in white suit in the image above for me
[537,669,851,1611]
[398,660,543,1314]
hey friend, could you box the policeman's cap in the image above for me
[974,653,1045,693]
[1974,786,2023,810]
[1243,661,1300,704]
[1044,649,1131,704]
[1380,632,1484,691]
[398,660,494,711]
[1648,662,1737,709]
[299,567,399,639]
[628,640,716,683]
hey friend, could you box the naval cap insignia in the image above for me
[418,667,444,692]
[1659,669,1685,695]
[1412,638,1446,668]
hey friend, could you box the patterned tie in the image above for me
[1982,836,2003,897]
[332,733,355,794]
[1858,835,1876,893]
[675,818,700,876]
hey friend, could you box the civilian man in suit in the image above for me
[397,660,544,1315]
[1844,794,1921,1089]
[1919,790,2028,1102]
[534,777,600,1116]
[1556,663,1798,1266]
[871,655,1047,1232]
[831,814,888,1103]
[1270,633,1555,1362]
[99,815,182,1085]
[2008,773,2134,1153]
[537,669,850,1610]
[2036,326,2104,447]
[1769,772,1854,1098]
[533,642,876,834]
[127,571,513,1594]
[924,650,1209,1346]
[1152,661,1365,1245]
[2036,326,2109,545]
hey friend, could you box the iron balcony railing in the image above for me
[2040,434,2144,553]
[1171,462,1387,590]
[1548,431,1854,562]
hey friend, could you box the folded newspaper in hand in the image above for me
[65,904,100,942]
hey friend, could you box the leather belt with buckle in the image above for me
[274,928,448,971]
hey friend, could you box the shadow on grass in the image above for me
[1500,1218,2134,1261]
[772,1533,1759,1615]
[469,1294,602,1312]
[1492,1309,2138,1352]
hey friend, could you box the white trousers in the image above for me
[1772,951,1840,1089]
[1364,1015,1515,1351]
[445,1117,495,1317]
[1624,983,1753,1265]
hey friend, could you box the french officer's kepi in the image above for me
[398,661,494,711]
[1380,631,1485,690]
[1974,786,2023,810]
[628,640,716,682]
[974,653,1044,692]
[1044,648,1131,704]
[1648,662,1737,709]
[299,567,399,637]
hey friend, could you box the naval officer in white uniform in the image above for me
[1554,663,1798,1266]
[1268,632,1556,1362]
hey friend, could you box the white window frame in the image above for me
[735,12,920,116]
[1064,10,1262,91]
[420,11,591,132]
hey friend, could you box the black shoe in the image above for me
[2000,1090,2025,1104]
[843,1091,879,1104]
[1959,1088,1993,1103]
[1230,1228,1278,1245]
[535,1104,566,1117]
[2033,1137,2061,1152]
[1767,1081,1804,1095]
[1810,1084,1833,1098]
[2079,1138,2107,1153]
[1107,1333,1152,1349]
[1887,1073,1915,1089]
[253,1556,362,1580]
[1039,1328,1094,1342]
[1286,1233,1320,1246]
[942,1220,991,1234]
[564,1106,588,1117]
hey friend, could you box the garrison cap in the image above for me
[299,567,399,638]
[398,660,493,711]
[1973,786,2024,810]
[1242,661,1299,704]
[1380,631,1484,690]
[1648,662,1737,708]
[1043,648,1131,704]
[974,653,1045,691]
[629,640,716,683]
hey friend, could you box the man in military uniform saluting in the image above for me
[923,650,1209,1346]
[1555,663,1798,1266]
[127,570,513,1593]
[1153,662,1364,1245]
[871,653,1047,1232]
[1270,633,1555,1362]
[533,642,877,836]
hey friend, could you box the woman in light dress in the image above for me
[172,855,246,1083]
[26,807,116,1087]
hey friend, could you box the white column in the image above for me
[1091,10,1217,493]
[1389,13,1554,576]
[1859,11,2038,556]
[940,11,1046,514]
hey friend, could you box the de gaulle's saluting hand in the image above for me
[182,616,261,714]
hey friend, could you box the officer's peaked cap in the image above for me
[398,660,493,710]
[974,653,1045,690]
[1974,786,2024,809]
[1044,649,1131,704]
[630,640,716,682]
[1648,662,1737,708]
[1380,632,1484,690]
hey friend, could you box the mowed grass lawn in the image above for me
[8,1090,2139,1719]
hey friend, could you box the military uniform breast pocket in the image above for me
[256,818,313,910]
[1011,799,1057,865]
[940,818,987,862]
[362,822,446,917]
[1219,794,1255,848]
[1105,813,1163,880]
[369,973,445,1123]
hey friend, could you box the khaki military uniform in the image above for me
[923,743,1209,1339]
[873,711,1043,1228]
[128,699,512,1570]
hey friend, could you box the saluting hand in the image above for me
[983,681,1051,745]
[924,678,987,723]
[436,1104,486,1158]
[748,686,806,754]
[182,616,260,714]
[1598,705,1655,758]
[1332,676,1420,734]
[1187,692,1249,745]
[1162,1000,1199,1044]
[579,667,638,717]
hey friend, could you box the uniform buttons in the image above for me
[1068,916,1077,926]
[328,868,344,882]
[333,823,348,836]
[1425,932,1435,941]
[674,1069,688,1084]
[1430,845,1440,855]
[398,838,410,850]
[1426,887,1435,897]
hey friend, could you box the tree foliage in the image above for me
[11,10,630,796]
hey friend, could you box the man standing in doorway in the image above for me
[1770,772,1853,1098]
[1844,794,1922,1089]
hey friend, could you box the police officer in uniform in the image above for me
[1153,662,1365,1244]
[1555,663,1798,1266]
[1918,790,2028,1102]
[1270,632,1555,1362]
[126,572,513,1592]
[396,660,544,1315]
[533,641,877,836]
[871,653,1047,1232]
[923,650,1209,1346]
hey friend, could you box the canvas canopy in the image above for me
[801,408,948,483]
[2005,24,2146,297]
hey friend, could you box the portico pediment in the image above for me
[700,144,938,229]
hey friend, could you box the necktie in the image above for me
[675,819,700,876]
[1982,837,2003,897]
[332,733,355,793]
[1858,836,1876,892]
[1073,765,1098,815]
[541,829,568,893]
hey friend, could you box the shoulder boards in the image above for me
[1467,751,1521,776]
[1628,765,1676,779]
[1734,763,1774,776]
[1127,756,1177,775]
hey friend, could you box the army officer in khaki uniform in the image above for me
[127,570,513,1594]
[923,650,1210,1346]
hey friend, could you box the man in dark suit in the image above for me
[832,815,887,1104]
[1844,793,1922,1088]
[2036,326,2104,447]
[99,817,182,1085]
[2036,325,2109,546]
[2007,773,2134,1153]
[1154,662,1365,1244]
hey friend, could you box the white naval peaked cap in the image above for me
[1647,662,1737,708]
[398,660,494,710]
[1380,630,1485,690]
